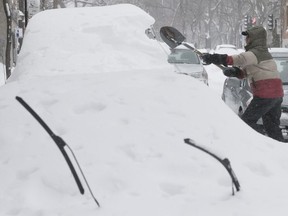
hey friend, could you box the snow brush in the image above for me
[160,26,225,70]
[16,96,100,207]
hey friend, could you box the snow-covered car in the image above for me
[212,44,240,55]
[1,4,288,216]
[222,48,288,136]
[167,45,209,85]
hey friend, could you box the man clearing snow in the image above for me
[202,26,285,142]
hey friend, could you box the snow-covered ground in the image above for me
[0,4,288,216]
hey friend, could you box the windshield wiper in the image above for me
[16,96,100,207]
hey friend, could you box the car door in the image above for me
[237,78,253,115]
[222,77,242,113]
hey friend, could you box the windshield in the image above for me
[274,58,288,84]
[168,49,200,64]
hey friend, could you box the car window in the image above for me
[168,49,200,64]
[274,58,288,84]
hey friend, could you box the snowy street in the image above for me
[0,4,288,216]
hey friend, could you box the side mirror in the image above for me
[145,27,156,40]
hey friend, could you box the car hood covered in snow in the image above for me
[1,4,288,216]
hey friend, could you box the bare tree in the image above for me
[53,0,66,8]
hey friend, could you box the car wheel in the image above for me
[238,107,244,117]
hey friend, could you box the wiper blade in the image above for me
[16,96,100,207]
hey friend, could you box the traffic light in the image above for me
[244,15,249,29]
[244,15,251,30]
[268,14,274,30]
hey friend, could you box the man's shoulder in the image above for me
[231,51,258,66]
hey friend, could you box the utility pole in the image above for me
[267,0,282,47]
[280,0,285,47]
[3,0,12,78]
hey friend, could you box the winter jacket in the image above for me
[228,26,283,99]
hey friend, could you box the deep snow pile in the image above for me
[0,4,288,216]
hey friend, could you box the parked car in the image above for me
[212,44,240,55]
[0,4,246,215]
[222,48,288,136]
[167,45,209,85]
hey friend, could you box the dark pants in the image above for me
[241,96,284,142]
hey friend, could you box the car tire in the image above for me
[238,107,244,117]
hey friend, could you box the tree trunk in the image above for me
[53,0,66,8]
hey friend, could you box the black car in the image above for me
[222,48,288,136]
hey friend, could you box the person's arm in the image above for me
[202,51,257,67]
[230,51,258,67]
[202,53,251,79]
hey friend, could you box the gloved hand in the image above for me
[223,66,241,77]
[202,54,228,66]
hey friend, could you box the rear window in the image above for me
[274,58,288,84]
[168,49,200,64]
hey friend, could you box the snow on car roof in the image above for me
[215,44,237,49]
[269,48,288,57]
[8,4,163,81]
